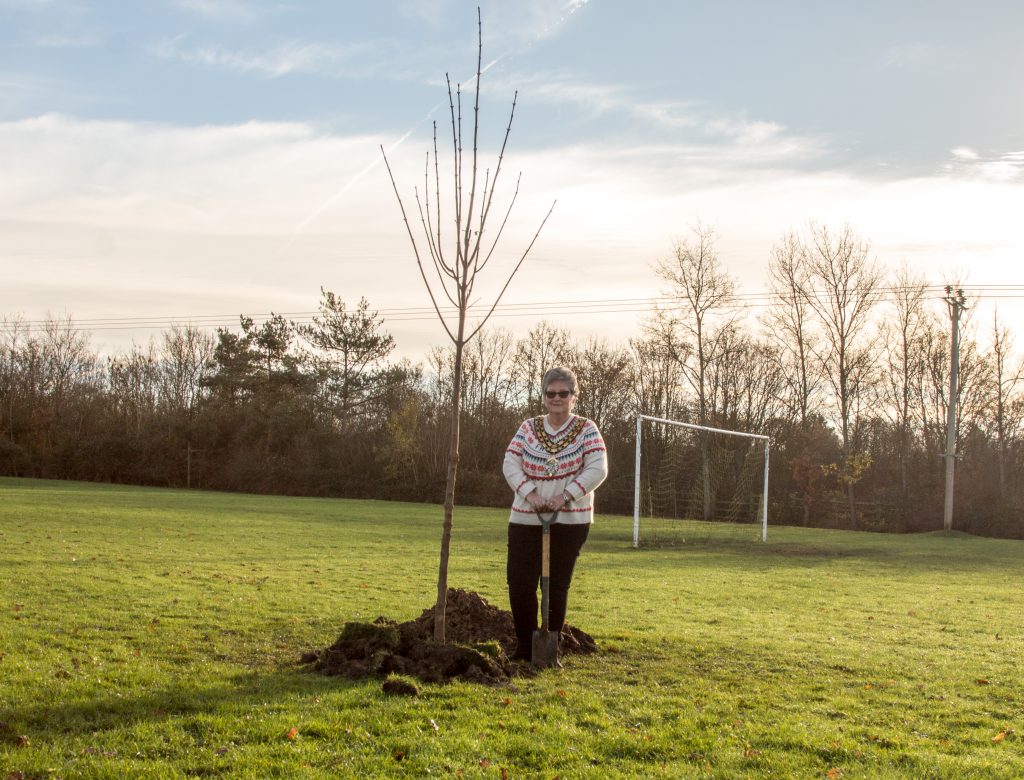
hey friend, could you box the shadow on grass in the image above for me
[2,664,370,740]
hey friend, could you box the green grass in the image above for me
[1,477,1022,778]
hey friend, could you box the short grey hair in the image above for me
[542,366,578,395]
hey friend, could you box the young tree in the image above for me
[800,223,883,528]
[651,225,737,425]
[764,231,820,426]
[160,325,215,414]
[988,311,1024,500]
[107,342,160,437]
[246,314,296,385]
[650,224,738,520]
[629,335,687,424]
[880,266,929,500]
[564,336,633,432]
[512,321,573,411]
[293,290,395,421]
[0,316,29,447]
[709,326,786,433]
[382,10,555,642]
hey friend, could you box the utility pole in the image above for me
[943,286,967,531]
[186,442,202,489]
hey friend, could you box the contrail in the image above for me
[288,1,588,237]
[289,60,503,238]
[286,79,477,242]
[293,118,427,234]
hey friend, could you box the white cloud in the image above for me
[881,42,944,71]
[173,0,260,22]
[490,70,826,166]
[951,146,979,160]
[152,37,373,78]
[399,0,591,46]
[0,0,59,7]
[0,113,391,229]
[32,33,98,47]
[0,0,89,14]
[397,0,452,27]
[3,113,1023,357]
[944,147,1024,182]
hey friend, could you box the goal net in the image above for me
[632,415,770,547]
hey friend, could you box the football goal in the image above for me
[632,415,770,547]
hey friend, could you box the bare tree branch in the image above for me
[476,92,518,265]
[421,145,447,275]
[380,146,456,343]
[414,187,459,308]
[465,199,556,343]
[478,173,521,273]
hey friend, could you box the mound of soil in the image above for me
[304,588,598,685]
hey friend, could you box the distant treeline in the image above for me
[2,225,1022,538]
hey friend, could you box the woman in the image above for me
[502,366,608,662]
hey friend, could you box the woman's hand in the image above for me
[546,491,571,511]
[525,490,547,511]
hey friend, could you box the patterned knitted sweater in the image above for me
[502,414,608,525]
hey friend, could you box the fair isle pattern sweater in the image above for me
[502,414,609,526]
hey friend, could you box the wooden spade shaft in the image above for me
[532,510,560,667]
[540,529,550,630]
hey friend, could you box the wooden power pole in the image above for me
[187,443,202,489]
[943,286,967,531]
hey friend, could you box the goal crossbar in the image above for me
[632,414,771,546]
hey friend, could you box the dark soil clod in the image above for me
[305,588,598,684]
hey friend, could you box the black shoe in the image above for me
[511,644,532,662]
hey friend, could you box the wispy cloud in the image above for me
[944,147,1024,182]
[32,33,98,47]
[0,0,90,13]
[0,113,393,232]
[172,0,260,22]
[400,0,591,45]
[396,0,451,28]
[522,0,591,41]
[0,70,95,114]
[152,37,376,78]
[881,42,948,72]
[0,0,60,7]
[951,146,980,161]
[488,70,825,165]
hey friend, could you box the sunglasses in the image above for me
[544,390,574,399]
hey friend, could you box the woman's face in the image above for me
[543,379,577,417]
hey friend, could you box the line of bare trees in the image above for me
[2,225,1023,538]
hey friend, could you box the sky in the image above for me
[2,0,1024,359]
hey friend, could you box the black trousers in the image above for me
[506,522,590,645]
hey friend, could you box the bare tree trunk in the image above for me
[435,326,465,643]
[841,404,857,529]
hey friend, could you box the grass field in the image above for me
[1,477,1022,778]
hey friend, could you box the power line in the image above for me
[7,285,1024,333]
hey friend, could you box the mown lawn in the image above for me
[1,477,1022,778]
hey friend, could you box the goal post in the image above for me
[632,414,771,547]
